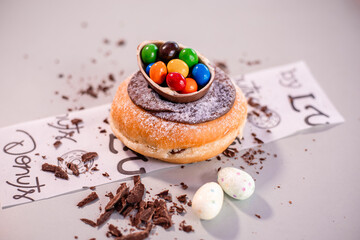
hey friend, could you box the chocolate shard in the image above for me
[108,224,122,237]
[54,168,69,180]
[153,200,172,229]
[115,197,127,213]
[105,183,129,211]
[77,192,99,207]
[96,209,114,226]
[41,163,59,172]
[67,162,80,176]
[80,218,97,227]
[114,223,152,240]
[81,152,98,163]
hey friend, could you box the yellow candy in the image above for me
[167,59,189,78]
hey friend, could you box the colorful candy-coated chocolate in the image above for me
[217,167,255,200]
[167,59,189,78]
[179,48,198,68]
[180,78,198,94]
[159,41,179,62]
[166,72,186,92]
[141,44,158,64]
[149,61,167,84]
[192,63,211,87]
[145,63,154,75]
[192,182,224,220]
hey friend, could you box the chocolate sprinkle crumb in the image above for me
[179,220,194,233]
[180,182,188,190]
[156,190,172,202]
[102,172,110,177]
[53,140,62,148]
[82,152,98,163]
[80,218,97,227]
[42,163,59,173]
[176,194,187,204]
[255,214,261,219]
[71,118,83,125]
[77,192,99,207]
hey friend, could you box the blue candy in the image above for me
[145,63,154,75]
[191,63,210,87]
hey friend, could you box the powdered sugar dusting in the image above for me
[128,67,236,124]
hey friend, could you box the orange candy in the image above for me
[150,61,167,84]
[180,78,198,94]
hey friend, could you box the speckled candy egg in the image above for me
[218,167,255,200]
[192,182,223,220]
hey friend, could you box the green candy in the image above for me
[141,44,158,64]
[179,48,198,68]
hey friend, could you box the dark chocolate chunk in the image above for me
[80,218,97,227]
[96,209,114,226]
[82,152,98,163]
[77,192,99,207]
[103,118,109,124]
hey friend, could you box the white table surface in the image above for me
[0,0,359,239]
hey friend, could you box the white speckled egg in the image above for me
[218,167,255,200]
[192,182,224,220]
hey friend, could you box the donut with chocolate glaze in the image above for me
[109,68,247,164]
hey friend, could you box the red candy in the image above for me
[166,72,186,92]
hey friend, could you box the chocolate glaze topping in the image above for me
[128,67,236,124]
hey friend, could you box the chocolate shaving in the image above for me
[67,162,80,176]
[57,157,64,162]
[82,152,98,163]
[223,147,238,158]
[80,218,97,227]
[42,163,59,172]
[108,224,122,237]
[81,85,98,98]
[255,214,261,219]
[105,192,114,199]
[77,192,99,207]
[103,118,109,124]
[117,39,126,47]
[102,172,110,177]
[254,137,264,144]
[105,183,129,211]
[96,209,114,226]
[114,223,152,240]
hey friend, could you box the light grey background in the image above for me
[0,0,359,239]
